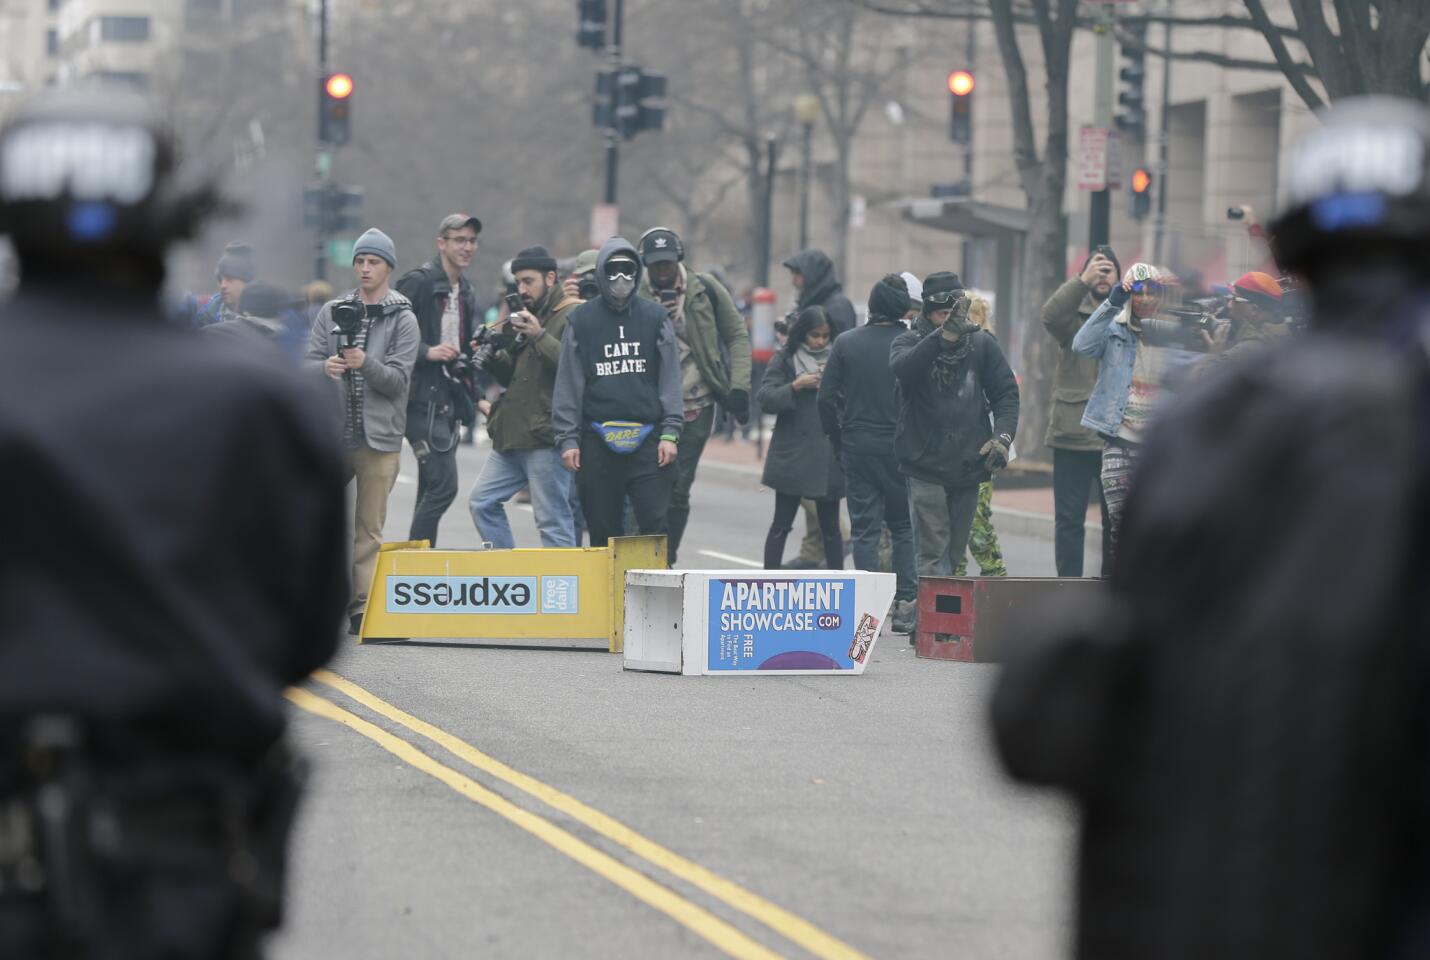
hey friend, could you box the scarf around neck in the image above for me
[793,342,831,378]
[914,313,973,391]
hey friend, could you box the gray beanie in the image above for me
[215,241,255,282]
[353,227,397,270]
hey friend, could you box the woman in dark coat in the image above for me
[757,306,844,569]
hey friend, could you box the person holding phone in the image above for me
[1041,245,1120,577]
[468,245,583,548]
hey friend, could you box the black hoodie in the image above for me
[551,236,684,452]
[783,249,856,337]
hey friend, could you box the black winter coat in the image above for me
[396,258,479,424]
[757,349,844,499]
[889,327,1019,489]
[0,286,349,781]
[992,335,1426,960]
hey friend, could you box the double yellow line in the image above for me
[290,669,871,960]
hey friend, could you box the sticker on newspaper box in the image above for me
[707,578,858,671]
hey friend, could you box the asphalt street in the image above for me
[273,437,1078,960]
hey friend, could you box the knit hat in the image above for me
[510,244,558,275]
[921,270,963,307]
[215,241,255,282]
[867,274,912,323]
[238,281,287,319]
[571,249,598,276]
[352,227,396,270]
[1231,271,1283,311]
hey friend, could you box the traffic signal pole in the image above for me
[1088,4,1115,250]
[314,0,329,280]
[603,0,624,205]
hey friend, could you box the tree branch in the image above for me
[1114,25,1318,76]
[1243,0,1327,110]
[989,0,1040,197]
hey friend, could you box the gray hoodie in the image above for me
[304,289,420,453]
[551,237,683,453]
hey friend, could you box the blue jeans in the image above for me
[468,447,576,548]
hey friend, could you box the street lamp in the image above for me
[794,94,820,251]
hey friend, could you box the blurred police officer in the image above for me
[994,97,1430,959]
[0,89,348,958]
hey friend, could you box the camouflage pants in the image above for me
[953,481,1007,577]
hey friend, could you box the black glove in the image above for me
[724,389,750,424]
[1106,282,1130,308]
[979,433,1012,472]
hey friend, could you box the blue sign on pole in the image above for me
[706,578,859,671]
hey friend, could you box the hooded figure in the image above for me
[551,236,685,546]
[783,248,856,337]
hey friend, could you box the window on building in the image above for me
[46,29,57,57]
[99,16,151,43]
[92,71,149,91]
[185,0,223,20]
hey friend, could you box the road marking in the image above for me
[311,669,870,960]
[287,687,784,960]
[697,549,764,569]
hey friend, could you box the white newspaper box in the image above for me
[623,570,896,675]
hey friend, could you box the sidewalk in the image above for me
[698,434,1101,543]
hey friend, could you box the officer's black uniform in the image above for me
[992,97,1430,960]
[0,90,348,958]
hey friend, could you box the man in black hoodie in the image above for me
[783,248,856,337]
[890,271,1019,585]
[819,274,918,632]
[552,237,684,547]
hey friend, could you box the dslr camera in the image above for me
[1138,296,1228,353]
[330,294,366,348]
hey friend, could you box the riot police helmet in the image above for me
[0,87,220,273]
[1270,96,1430,275]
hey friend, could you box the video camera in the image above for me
[330,295,366,348]
[1138,296,1229,353]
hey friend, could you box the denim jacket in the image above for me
[1071,297,1198,437]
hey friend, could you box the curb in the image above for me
[700,458,1101,547]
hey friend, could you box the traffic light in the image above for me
[594,66,666,140]
[319,72,353,146]
[576,0,606,50]
[948,69,974,145]
[304,182,364,234]
[1130,167,1152,219]
[1116,22,1146,139]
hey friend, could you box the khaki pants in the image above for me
[351,446,401,617]
[794,498,850,564]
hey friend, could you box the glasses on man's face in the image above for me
[606,266,637,282]
[1130,281,1163,295]
[924,290,962,305]
[444,235,479,247]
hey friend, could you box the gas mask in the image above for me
[604,259,638,305]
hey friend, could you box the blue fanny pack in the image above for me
[592,421,654,454]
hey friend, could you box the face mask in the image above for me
[607,276,636,302]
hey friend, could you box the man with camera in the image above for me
[306,227,420,634]
[396,213,481,546]
[637,227,752,565]
[890,271,1019,593]
[1196,270,1289,375]
[468,245,582,548]
[1042,246,1119,577]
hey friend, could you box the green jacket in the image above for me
[485,286,581,453]
[640,268,752,398]
[1041,276,1104,451]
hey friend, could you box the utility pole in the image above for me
[1152,9,1173,265]
[313,0,329,281]
[603,0,624,206]
[1088,3,1115,250]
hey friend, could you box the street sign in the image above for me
[1077,125,1123,191]
[590,203,619,247]
[328,238,355,267]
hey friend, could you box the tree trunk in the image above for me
[1017,176,1067,465]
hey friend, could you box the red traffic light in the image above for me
[325,73,354,100]
[1131,167,1152,194]
[947,70,975,97]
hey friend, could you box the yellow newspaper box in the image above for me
[358,535,665,652]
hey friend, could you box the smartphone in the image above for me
[504,293,525,316]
